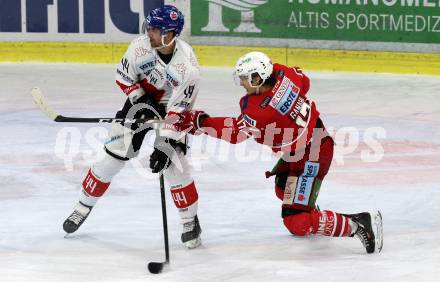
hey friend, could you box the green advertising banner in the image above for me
[191,0,440,44]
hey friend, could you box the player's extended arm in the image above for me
[174,111,250,144]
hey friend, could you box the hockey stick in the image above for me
[148,174,170,274]
[31,87,172,125]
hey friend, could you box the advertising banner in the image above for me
[191,0,440,44]
[0,0,163,42]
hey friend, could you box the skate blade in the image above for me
[373,211,383,253]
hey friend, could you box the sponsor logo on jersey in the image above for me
[289,96,305,120]
[259,96,271,109]
[277,70,285,78]
[172,63,187,80]
[122,84,139,95]
[148,72,158,86]
[147,68,165,88]
[242,114,256,127]
[117,69,134,84]
[174,101,191,110]
[304,161,319,177]
[283,176,298,206]
[135,47,151,58]
[166,73,179,87]
[270,77,300,115]
[294,162,319,206]
[139,60,155,71]
[270,76,290,108]
[121,57,129,73]
[278,88,299,115]
[190,52,199,68]
[272,79,281,94]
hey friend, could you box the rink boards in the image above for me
[1,42,440,76]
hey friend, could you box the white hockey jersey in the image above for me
[115,36,200,140]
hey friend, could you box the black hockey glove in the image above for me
[135,94,166,120]
[115,95,165,133]
[149,137,187,173]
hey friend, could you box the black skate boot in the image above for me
[63,202,93,234]
[346,211,383,253]
[181,215,202,249]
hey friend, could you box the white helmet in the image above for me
[234,51,273,88]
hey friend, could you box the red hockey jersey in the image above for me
[202,63,320,153]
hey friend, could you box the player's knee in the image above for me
[104,123,140,159]
[163,151,192,184]
[92,153,125,182]
[283,212,313,236]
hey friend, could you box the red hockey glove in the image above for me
[175,110,209,135]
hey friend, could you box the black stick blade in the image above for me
[148,262,166,274]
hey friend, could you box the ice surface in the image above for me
[0,63,439,281]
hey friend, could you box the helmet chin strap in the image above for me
[249,77,265,94]
[255,87,260,95]
[247,84,262,95]
[154,34,177,50]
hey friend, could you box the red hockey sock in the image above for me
[283,210,352,237]
[170,181,198,209]
[82,168,111,197]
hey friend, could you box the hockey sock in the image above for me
[283,210,353,237]
[170,181,199,219]
[79,154,125,206]
[80,168,111,206]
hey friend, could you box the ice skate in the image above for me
[63,202,93,234]
[346,211,383,253]
[181,215,202,249]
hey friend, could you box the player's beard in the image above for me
[149,38,161,48]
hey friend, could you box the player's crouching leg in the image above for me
[282,209,353,237]
[282,208,383,253]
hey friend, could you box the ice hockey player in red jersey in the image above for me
[62,5,202,249]
[173,51,383,253]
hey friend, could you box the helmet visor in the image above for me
[142,18,162,34]
[233,71,264,88]
[141,19,149,34]
[232,71,249,86]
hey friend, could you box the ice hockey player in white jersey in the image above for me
[62,5,202,249]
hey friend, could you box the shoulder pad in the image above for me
[174,39,199,68]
